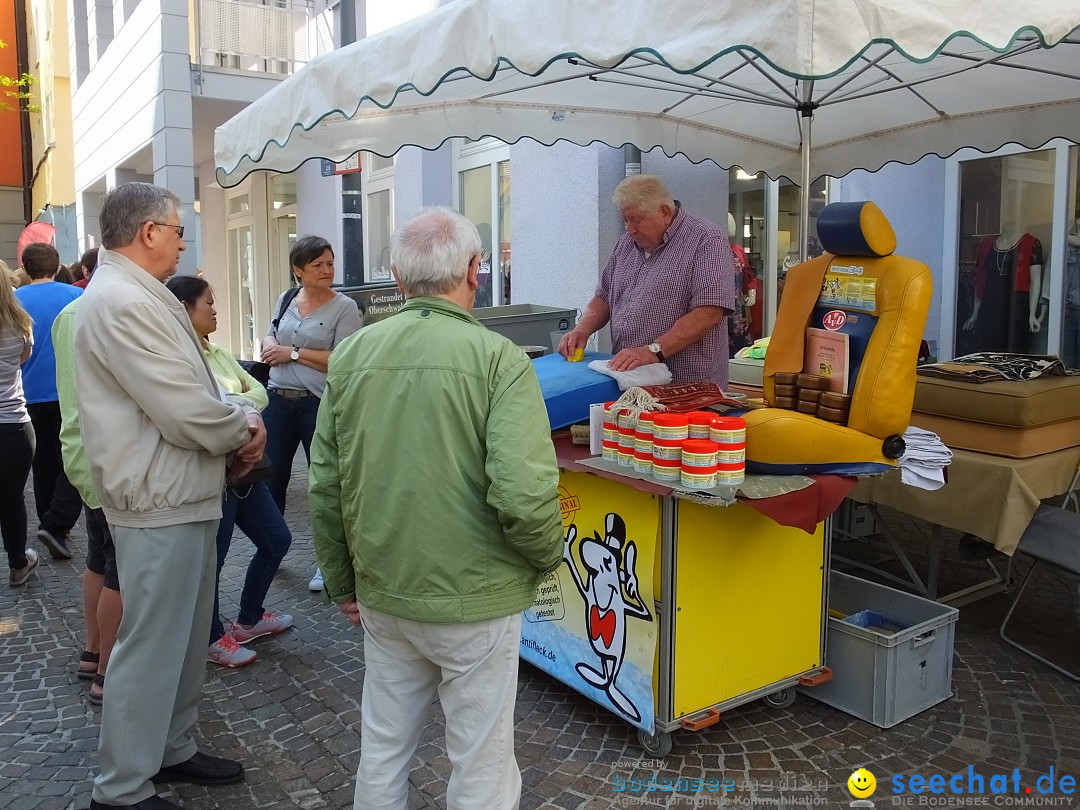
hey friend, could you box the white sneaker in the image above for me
[308,568,324,592]
[207,634,257,668]
[231,612,294,644]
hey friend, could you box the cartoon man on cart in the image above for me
[563,512,652,722]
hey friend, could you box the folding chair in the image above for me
[998,464,1080,681]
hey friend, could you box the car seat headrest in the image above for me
[817,201,896,258]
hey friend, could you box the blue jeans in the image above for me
[263,390,321,514]
[211,481,293,642]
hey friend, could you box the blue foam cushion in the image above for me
[533,351,621,430]
[817,201,896,257]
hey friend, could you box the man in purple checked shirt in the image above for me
[558,174,738,388]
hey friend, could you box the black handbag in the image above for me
[241,360,271,387]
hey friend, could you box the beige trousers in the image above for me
[353,608,523,810]
[92,519,218,805]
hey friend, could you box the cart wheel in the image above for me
[761,688,797,709]
[637,729,673,757]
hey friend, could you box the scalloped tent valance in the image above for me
[214,0,1080,226]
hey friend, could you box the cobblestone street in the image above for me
[2,464,1080,810]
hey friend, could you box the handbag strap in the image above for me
[271,287,302,336]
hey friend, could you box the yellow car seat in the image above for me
[744,201,933,475]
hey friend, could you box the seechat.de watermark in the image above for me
[847,766,1076,808]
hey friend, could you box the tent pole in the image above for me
[798,82,815,262]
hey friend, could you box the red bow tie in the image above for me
[589,604,616,647]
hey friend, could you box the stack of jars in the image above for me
[601,401,619,461]
[633,411,655,475]
[680,438,720,488]
[616,408,636,466]
[709,416,746,485]
[651,413,689,481]
[599,408,747,490]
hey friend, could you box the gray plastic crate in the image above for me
[474,304,577,354]
[801,571,958,728]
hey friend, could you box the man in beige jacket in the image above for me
[75,182,266,810]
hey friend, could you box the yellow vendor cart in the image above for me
[519,441,832,756]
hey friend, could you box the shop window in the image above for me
[455,138,511,307]
[228,223,257,359]
[954,150,1056,357]
[363,153,395,283]
[269,174,297,296]
[728,170,827,354]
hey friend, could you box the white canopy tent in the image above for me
[214,0,1080,256]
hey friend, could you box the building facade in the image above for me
[62,0,1080,367]
[0,0,26,265]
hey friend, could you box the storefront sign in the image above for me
[521,471,659,733]
[340,285,406,323]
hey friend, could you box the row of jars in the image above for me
[600,405,746,488]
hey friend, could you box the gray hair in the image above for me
[613,174,674,212]
[390,207,482,298]
[99,182,182,249]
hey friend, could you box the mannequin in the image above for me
[727,213,762,342]
[962,221,1044,353]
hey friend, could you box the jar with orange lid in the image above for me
[652,412,689,441]
[709,416,746,445]
[687,410,715,439]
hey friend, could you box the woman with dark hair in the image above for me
[260,236,362,591]
[0,275,36,585]
[73,248,98,289]
[167,275,294,667]
[54,263,76,285]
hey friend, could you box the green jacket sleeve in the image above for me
[308,376,356,604]
[231,357,269,411]
[51,302,99,507]
[484,349,564,574]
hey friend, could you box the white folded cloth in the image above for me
[588,359,673,391]
[898,426,952,490]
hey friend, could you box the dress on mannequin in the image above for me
[965,229,1043,353]
[726,213,762,349]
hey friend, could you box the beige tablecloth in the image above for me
[849,446,1080,555]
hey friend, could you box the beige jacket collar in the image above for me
[97,248,221,399]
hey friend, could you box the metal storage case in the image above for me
[803,571,958,728]
[473,304,577,354]
[336,289,576,354]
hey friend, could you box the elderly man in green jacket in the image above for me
[309,206,562,810]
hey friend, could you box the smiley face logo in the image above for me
[848,768,876,798]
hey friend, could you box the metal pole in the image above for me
[798,81,815,262]
[340,0,356,46]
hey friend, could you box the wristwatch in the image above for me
[290,347,300,361]
[648,342,665,362]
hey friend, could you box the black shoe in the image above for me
[89,796,183,809]
[37,528,73,560]
[152,751,244,786]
